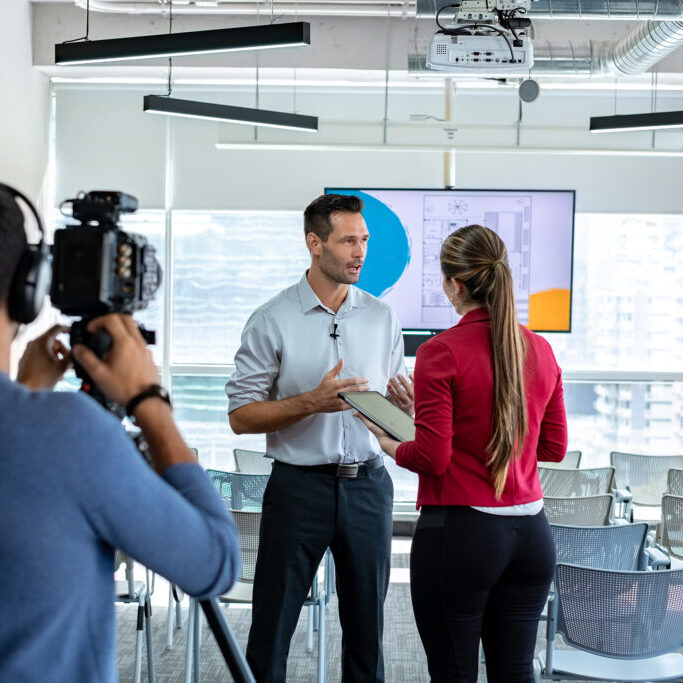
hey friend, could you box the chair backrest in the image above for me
[610,451,683,507]
[550,522,647,571]
[668,468,683,496]
[554,563,683,658]
[661,495,683,561]
[206,469,270,510]
[543,494,613,526]
[233,448,273,474]
[539,466,615,497]
[541,450,582,469]
[231,510,261,582]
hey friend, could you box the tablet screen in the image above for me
[339,391,415,442]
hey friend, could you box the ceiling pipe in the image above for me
[606,21,683,75]
[418,0,683,19]
[73,0,417,17]
[74,0,683,19]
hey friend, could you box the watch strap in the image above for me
[125,384,172,417]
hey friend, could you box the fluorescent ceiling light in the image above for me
[590,110,683,133]
[143,95,318,132]
[55,22,310,65]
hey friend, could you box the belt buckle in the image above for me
[336,463,360,479]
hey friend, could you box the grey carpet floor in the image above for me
[115,548,611,683]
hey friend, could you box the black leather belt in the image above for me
[279,457,384,479]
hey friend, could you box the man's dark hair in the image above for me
[0,188,27,304]
[304,194,364,242]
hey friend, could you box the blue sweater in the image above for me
[0,373,240,682]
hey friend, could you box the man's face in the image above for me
[315,212,369,285]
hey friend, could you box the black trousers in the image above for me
[246,460,394,683]
[410,506,555,683]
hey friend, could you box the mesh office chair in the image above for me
[540,450,582,469]
[206,469,270,511]
[660,495,683,568]
[541,522,652,622]
[667,468,683,496]
[610,451,683,523]
[114,552,155,683]
[184,510,331,683]
[543,494,613,526]
[233,448,273,474]
[550,522,649,572]
[539,466,615,498]
[537,563,683,681]
[165,448,200,651]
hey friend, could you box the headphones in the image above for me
[0,183,52,324]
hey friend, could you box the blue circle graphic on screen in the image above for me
[332,190,411,298]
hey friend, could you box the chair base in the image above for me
[539,649,683,681]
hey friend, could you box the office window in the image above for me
[543,214,683,373]
[563,381,683,467]
[171,374,265,472]
[171,211,308,365]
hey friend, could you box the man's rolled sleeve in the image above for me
[225,310,281,413]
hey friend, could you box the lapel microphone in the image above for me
[330,322,339,339]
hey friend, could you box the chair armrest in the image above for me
[614,488,633,504]
[613,488,633,522]
[644,545,671,570]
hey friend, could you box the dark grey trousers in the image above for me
[246,460,394,683]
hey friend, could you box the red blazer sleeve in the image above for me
[396,340,454,477]
[536,365,568,462]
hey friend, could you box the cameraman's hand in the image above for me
[71,314,159,406]
[17,324,71,391]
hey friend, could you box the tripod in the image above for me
[199,599,256,683]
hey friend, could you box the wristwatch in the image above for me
[125,384,172,417]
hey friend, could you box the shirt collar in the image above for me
[297,271,363,315]
[456,306,489,326]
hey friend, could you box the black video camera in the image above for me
[50,191,162,411]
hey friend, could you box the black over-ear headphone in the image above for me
[0,183,52,324]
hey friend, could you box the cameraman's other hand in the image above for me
[17,325,71,391]
[72,314,159,405]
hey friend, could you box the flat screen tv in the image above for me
[325,188,575,354]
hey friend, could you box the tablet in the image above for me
[339,390,416,442]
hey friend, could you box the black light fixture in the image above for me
[590,110,683,133]
[143,95,319,132]
[56,21,310,65]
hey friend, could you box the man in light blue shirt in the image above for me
[226,193,412,683]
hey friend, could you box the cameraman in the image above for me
[0,187,240,682]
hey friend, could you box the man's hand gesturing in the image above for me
[310,359,369,413]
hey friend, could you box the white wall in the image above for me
[0,0,50,200]
[54,83,683,213]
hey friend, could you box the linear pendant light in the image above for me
[56,21,310,65]
[143,95,318,132]
[590,110,683,133]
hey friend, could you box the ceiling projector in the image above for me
[426,0,534,74]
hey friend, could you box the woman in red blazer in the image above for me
[360,224,567,683]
